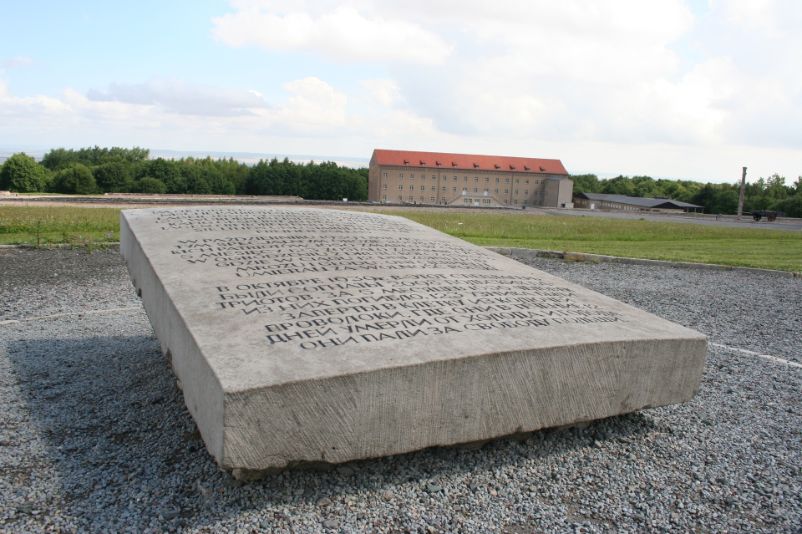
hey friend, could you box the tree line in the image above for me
[570,173,802,217]
[2,146,800,216]
[0,147,368,201]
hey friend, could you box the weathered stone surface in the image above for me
[120,207,707,473]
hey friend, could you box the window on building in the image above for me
[473,187,478,192]
[383,172,388,179]
[516,179,519,184]
[504,189,509,193]
[495,188,499,193]
[462,187,467,192]
[409,185,414,190]
[431,186,436,191]
[398,184,403,190]
[441,186,446,191]
[453,187,457,192]
[474,177,478,182]
[524,190,528,195]
[514,190,518,195]
[400,173,404,179]
[464,176,468,182]
[432,175,436,180]
[430,196,435,202]
[485,177,489,182]
[496,178,500,183]
[525,179,529,184]
[383,183,387,189]
[420,185,425,191]
[453,176,457,181]
[505,177,510,183]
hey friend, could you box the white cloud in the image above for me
[268,77,348,132]
[3,0,802,183]
[360,79,402,107]
[2,56,33,69]
[87,80,268,116]
[211,3,452,64]
[203,0,800,156]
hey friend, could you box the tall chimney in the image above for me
[737,166,747,221]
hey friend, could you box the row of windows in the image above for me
[382,171,539,185]
[385,184,532,197]
[381,195,528,206]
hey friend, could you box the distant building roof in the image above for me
[575,192,702,210]
[371,149,568,175]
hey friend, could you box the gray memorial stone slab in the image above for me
[120,206,707,477]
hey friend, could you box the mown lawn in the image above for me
[372,209,802,273]
[1,205,800,272]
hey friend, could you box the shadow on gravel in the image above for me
[6,334,656,531]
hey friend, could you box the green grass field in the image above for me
[0,206,120,247]
[1,205,800,272]
[372,209,802,273]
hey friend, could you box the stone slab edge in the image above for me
[489,247,802,278]
[119,216,227,463]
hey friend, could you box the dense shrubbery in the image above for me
[570,173,802,217]
[1,146,368,201]
[51,163,97,194]
[0,153,48,192]
[1,146,799,215]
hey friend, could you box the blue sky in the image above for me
[1,1,801,183]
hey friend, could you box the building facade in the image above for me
[368,149,572,208]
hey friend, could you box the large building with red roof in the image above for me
[368,149,573,207]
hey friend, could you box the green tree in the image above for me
[137,177,167,194]
[690,183,738,214]
[772,193,802,217]
[569,174,600,193]
[600,175,636,196]
[0,153,47,192]
[764,173,791,201]
[632,176,660,197]
[93,161,133,192]
[42,146,148,170]
[138,158,184,193]
[51,163,97,194]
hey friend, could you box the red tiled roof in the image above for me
[371,149,568,175]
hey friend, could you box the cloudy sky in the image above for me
[1,0,800,182]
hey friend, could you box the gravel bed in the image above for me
[515,255,802,364]
[1,248,800,533]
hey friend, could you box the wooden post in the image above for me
[737,166,747,221]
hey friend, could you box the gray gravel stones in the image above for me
[1,247,801,532]
[516,255,802,364]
